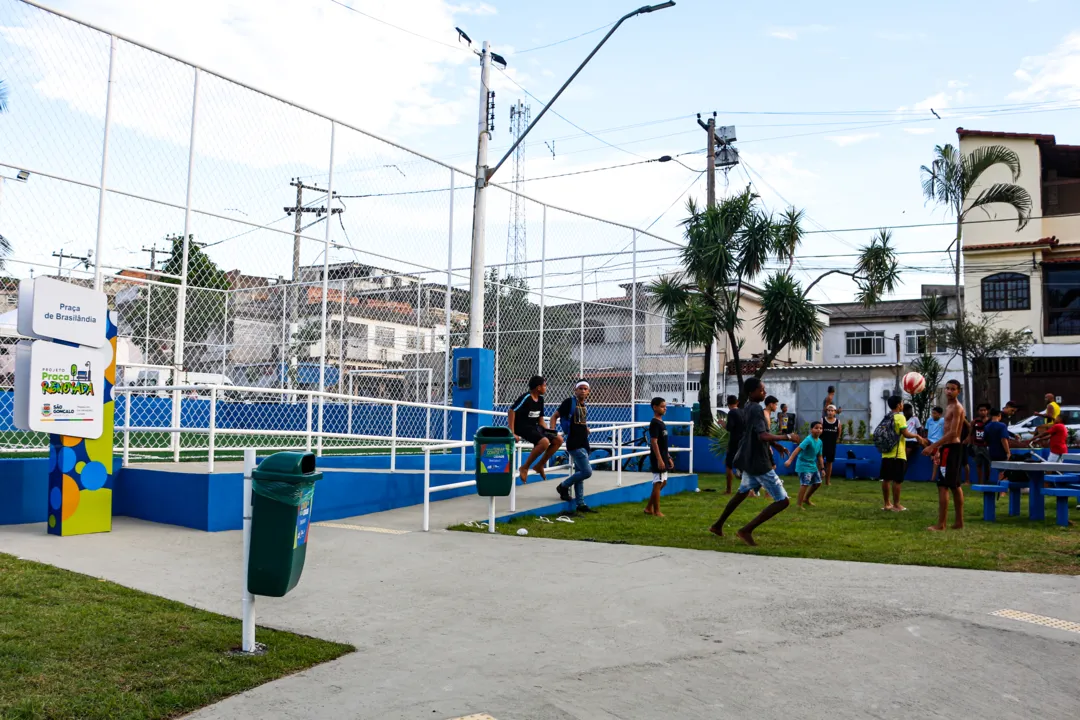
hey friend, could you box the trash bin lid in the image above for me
[474,425,515,440]
[252,451,324,483]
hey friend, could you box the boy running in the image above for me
[709,378,798,546]
[786,420,825,508]
[820,404,841,486]
[880,395,929,512]
[550,380,595,513]
[645,397,673,517]
[923,379,966,531]
[508,375,563,483]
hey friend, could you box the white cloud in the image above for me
[904,128,936,135]
[447,2,497,15]
[767,24,830,40]
[828,132,880,147]
[947,79,969,89]
[1008,30,1080,101]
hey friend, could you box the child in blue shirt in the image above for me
[785,421,825,508]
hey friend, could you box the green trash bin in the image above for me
[473,426,516,497]
[248,452,323,598]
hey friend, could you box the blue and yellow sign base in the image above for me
[46,312,117,536]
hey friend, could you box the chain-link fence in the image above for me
[0,0,701,460]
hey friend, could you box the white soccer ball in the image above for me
[516,528,528,536]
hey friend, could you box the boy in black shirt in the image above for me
[820,404,841,486]
[508,375,563,483]
[722,395,742,494]
[549,380,594,512]
[645,397,674,517]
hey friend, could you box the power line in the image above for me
[324,0,469,53]
[515,21,615,54]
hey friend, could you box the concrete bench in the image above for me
[1042,487,1080,527]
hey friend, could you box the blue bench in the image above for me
[1042,487,1080,527]
[971,484,1006,522]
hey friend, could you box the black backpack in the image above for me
[872,413,900,454]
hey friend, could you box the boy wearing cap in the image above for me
[550,380,596,513]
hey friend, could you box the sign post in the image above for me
[15,278,115,536]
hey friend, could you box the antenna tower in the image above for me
[506,99,530,279]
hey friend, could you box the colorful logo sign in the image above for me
[40,360,95,398]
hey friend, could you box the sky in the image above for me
[0,0,1078,307]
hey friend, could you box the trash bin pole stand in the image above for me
[242,448,256,653]
[488,496,495,534]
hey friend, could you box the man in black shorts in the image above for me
[508,375,563,483]
[923,379,966,531]
[722,395,743,495]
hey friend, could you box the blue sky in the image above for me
[1,0,1078,304]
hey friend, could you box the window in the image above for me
[406,332,423,350]
[905,329,927,355]
[982,272,1030,311]
[845,331,885,356]
[375,327,395,348]
[1045,264,1080,336]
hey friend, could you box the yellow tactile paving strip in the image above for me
[314,522,410,535]
[991,609,1080,634]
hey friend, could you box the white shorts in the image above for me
[652,472,668,484]
[1048,452,1063,463]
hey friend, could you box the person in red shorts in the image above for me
[923,379,967,531]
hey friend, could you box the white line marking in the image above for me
[314,522,410,535]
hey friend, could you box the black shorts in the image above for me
[881,457,906,483]
[821,444,837,464]
[938,443,963,489]
[519,425,558,446]
[725,443,739,471]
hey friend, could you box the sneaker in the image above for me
[557,484,572,502]
[577,504,598,513]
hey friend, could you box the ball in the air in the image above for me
[902,371,926,395]
[516,528,528,536]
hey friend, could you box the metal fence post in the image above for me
[339,278,346,394]
[391,403,398,471]
[616,429,622,487]
[208,386,217,473]
[416,277,422,403]
[460,411,467,472]
[172,68,200,463]
[579,257,585,379]
[631,230,637,416]
[242,449,256,652]
[494,275,500,404]
[221,290,229,378]
[539,204,546,375]
[423,448,431,532]
[317,122,336,458]
[443,169,454,440]
[305,394,313,453]
[122,389,131,467]
[689,421,695,474]
[92,35,116,292]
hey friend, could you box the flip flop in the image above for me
[556,516,575,523]
[536,516,554,524]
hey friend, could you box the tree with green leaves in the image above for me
[906,294,951,421]
[920,143,1034,409]
[649,189,899,430]
[122,234,229,367]
[938,315,1032,407]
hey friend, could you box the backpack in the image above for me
[872,413,900,454]
[559,397,577,436]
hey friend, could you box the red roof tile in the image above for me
[957,128,1057,143]
[964,236,1059,252]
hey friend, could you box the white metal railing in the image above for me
[114,382,502,472]
[421,420,693,532]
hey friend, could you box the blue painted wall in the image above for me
[0,458,49,525]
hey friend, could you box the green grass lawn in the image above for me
[0,554,353,720]
[453,474,1080,575]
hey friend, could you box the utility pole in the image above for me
[284,179,341,325]
[506,99,530,279]
[52,249,93,278]
[703,114,716,208]
[468,40,494,349]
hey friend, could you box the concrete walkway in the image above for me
[2,514,1079,720]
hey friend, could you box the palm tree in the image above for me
[920,143,1033,409]
[919,293,948,354]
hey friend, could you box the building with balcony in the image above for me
[958,128,1080,416]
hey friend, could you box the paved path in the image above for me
[2,517,1079,719]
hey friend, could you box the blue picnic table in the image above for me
[985,457,1080,526]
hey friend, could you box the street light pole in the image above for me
[465,2,675,348]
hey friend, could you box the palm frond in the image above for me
[774,206,805,269]
[920,144,963,215]
[736,209,775,279]
[756,273,824,353]
[646,275,692,315]
[918,293,948,325]
[964,182,1033,230]
[664,295,719,352]
[962,144,1023,192]
[853,229,900,306]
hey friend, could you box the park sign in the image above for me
[24,340,106,439]
[19,276,108,348]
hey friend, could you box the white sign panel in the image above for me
[12,340,32,431]
[16,280,41,339]
[31,276,108,348]
[28,341,105,439]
